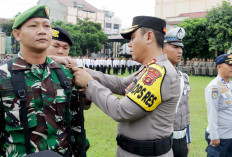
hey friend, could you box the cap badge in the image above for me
[132,25,138,28]
[52,29,59,38]
[163,27,167,34]
[45,6,50,16]
[176,28,185,40]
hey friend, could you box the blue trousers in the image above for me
[205,131,232,157]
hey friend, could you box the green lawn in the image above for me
[84,71,214,157]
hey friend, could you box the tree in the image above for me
[178,18,212,59]
[1,12,20,36]
[1,20,14,36]
[206,1,232,56]
[52,18,107,56]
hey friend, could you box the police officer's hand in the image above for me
[210,139,220,147]
[72,66,94,88]
[187,143,190,154]
[49,55,77,69]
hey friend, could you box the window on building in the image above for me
[106,23,112,28]
[113,24,119,29]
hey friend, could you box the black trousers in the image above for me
[107,66,111,74]
[172,136,188,157]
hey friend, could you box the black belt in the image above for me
[116,134,172,156]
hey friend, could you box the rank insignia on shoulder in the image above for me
[212,88,218,99]
[143,67,161,85]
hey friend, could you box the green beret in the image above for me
[12,4,50,29]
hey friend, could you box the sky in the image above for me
[0,0,156,28]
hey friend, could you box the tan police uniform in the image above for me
[86,54,180,157]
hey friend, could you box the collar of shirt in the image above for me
[12,52,62,71]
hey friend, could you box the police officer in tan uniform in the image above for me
[72,16,180,157]
[163,27,191,157]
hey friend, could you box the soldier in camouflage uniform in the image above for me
[205,58,209,76]
[191,58,195,75]
[208,59,214,77]
[198,58,202,76]
[213,59,217,76]
[194,58,199,76]
[186,58,191,75]
[0,5,89,157]
[201,58,206,76]
[178,59,184,72]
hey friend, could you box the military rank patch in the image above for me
[127,63,166,112]
[143,67,161,85]
[212,88,218,99]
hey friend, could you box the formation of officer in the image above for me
[178,58,217,76]
[0,5,88,157]
[163,27,191,157]
[72,16,180,157]
[205,54,232,157]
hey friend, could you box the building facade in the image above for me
[0,33,6,55]
[101,10,121,36]
[155,0,229,19]
[156,0,232,29]
[38,0,105,28]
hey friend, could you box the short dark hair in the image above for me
[140,27,164,48]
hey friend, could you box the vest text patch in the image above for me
[127,64,165,111]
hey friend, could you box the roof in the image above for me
[59,0,99,13]
[178,11,207,18]
[0,18,10,24]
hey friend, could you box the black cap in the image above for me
[215,54,232,65]
[120,16,166,40]
[52,27,73,46]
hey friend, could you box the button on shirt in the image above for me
[205,75,232,140]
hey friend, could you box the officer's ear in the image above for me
[13,29,21,42]
[146,31,155,44]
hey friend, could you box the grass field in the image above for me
[84,71,215,157]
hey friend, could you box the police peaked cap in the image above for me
[13,5,50,29]
[164,27,185,47]
[121,16,167,40]
[215,54,232,65]
[52,27,73,46]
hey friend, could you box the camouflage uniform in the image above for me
[186,59,191,75]
[198,59,202,76]
[201,60,206,76]
[0,53,83,157]
[208,60,214,76]
[178,60,183,72]
[194,59,199,76]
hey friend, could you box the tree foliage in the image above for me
[1,20,14,36]
[52,18,107,56]
[206,1,232,55]
[178,1,232,58]
[1,12,20,36]
[178,18,212,59]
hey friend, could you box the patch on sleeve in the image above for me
[212,88,218,99]
[143,67,161,85]
[127,64,166,112]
